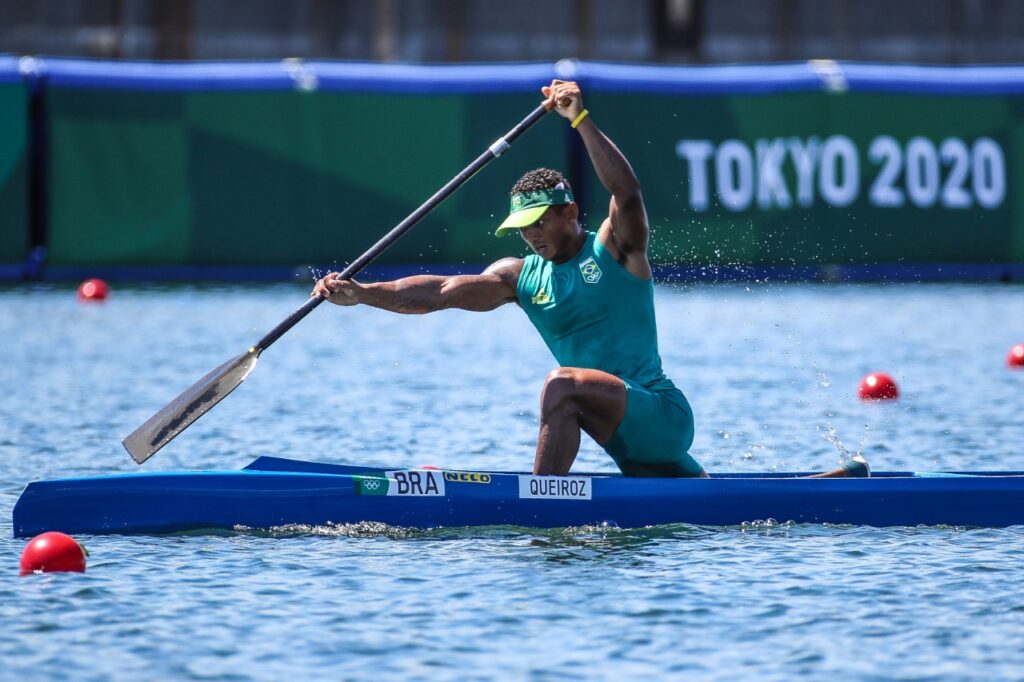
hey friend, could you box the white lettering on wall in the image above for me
[675,140,714,211]
[818,135,859,207]
[972,137,1006,209]
[676,135,1006,212]
[715,140,754,211]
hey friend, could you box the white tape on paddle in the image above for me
[489,138,511,157]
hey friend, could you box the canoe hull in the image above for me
[12,457,1024,537]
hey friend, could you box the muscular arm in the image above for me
[577,117,650,264]
[543,79,651,278]
[313,257,523,314]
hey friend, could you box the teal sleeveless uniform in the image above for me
[516,231,702,477]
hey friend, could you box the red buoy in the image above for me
[1009,344,1024,368]
[19,532,88,576]
[859,372,899,400]
[77,278,109,302]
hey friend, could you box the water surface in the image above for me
[2,281,1023,680]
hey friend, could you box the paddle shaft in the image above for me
[253,103,550,353]
[122,101,550,464]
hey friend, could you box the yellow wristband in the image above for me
[570,109,590,129]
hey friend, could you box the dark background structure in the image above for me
[2,0,1023,64]
[3,1,1024,282]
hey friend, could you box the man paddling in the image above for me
[314,80,866,479]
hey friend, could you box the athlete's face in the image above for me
[517,203,580,263]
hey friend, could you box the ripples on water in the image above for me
[2,282,1024,680]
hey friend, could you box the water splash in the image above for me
[236,521,419,539]
[818,422,870,464]
[740,518,794,535]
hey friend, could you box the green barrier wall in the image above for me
[0,79,28,265]
[584,91,1023,265]
[39,61,1024,270]
[47,89,565,268]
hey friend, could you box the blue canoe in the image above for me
[12,456,1024,537]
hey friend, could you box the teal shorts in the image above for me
[602,380,703,478]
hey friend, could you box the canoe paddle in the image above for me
[123,102,551,464]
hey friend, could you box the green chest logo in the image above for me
[579,256,602,284]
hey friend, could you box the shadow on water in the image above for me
[185,518,988,543]
[205,519,1007,572]
[230,520,716,542]
[223,520,726,568]
[223,518,869,550]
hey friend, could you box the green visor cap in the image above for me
[495,186,574,236]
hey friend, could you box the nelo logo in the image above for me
[443,472,492,484]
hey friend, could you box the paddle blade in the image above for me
[122,349,259,464]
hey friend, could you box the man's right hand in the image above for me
[312,272,362,306]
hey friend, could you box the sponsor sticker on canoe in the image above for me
[354,470,445,497]
[443,471,492,484]
[518,476,592,500]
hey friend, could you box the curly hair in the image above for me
[510,168,573,196]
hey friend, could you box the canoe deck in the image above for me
[12,456,1024,537]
